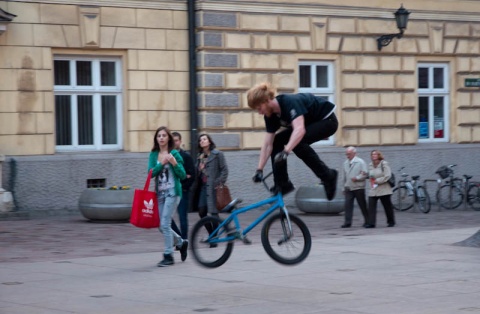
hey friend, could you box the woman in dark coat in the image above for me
[192,134,229,219]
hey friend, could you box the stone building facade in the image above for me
[0,0,479,214]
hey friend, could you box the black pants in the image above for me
[344,188,368,225]
[368,195,395,226]
[271,114,338,186]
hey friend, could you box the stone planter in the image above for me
[78,189,134,221]
[295,185,344,214]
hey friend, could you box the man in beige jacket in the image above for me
[341,146,368,228]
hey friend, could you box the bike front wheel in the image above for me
[467,184,480,211]
[416,186,431,213]
[392,186,414,211]
[261,213,311,265]
[436,185,463,209]
[190,216,234,268]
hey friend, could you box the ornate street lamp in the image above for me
[377,5,410,51]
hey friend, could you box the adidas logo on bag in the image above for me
[142,199,154,214]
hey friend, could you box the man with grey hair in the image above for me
[341,146,368,228]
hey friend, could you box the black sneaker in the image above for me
[157,253,174,267]
[323,169,338,201]
[270,181,295,195]
[179,240,188,262]
[242,237,252,245]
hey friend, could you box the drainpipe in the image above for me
[187,0,198,159]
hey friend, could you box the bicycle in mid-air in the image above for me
[391,167,431,213]
[190,172,312,268]
[435,164,480,210]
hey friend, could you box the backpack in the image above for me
[381,161,396,188]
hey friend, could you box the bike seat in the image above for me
[221,198,243,213]
[464,175,473,180]
[412,175,420,180]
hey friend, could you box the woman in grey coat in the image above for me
[192,134,229,219]
[365,149,395,228]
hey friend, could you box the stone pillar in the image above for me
[0,155,15,212]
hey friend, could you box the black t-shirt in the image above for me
[264,93,336,133]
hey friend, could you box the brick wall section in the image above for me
[195,7,480,148]
[203,93,239,108]
[204,113,225,128]
[203,53,238,68]
[201,12,237,28]
[202,32,223,47]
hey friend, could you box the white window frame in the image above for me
[54,56,123,151]
[298,61,336,145]
[417,63,450,143]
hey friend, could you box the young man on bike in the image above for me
[247,82,339,200]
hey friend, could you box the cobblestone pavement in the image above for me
[1,204,479,264]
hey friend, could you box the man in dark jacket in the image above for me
[247,82,339,200]
[172,132,196,239]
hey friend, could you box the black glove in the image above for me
[274,151,289,164]
[252,169,263,183]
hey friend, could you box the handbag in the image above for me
[215,183,232,211]
[381,161,396,188]
[130,169,160,228]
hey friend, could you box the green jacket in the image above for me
[148,149,186,197]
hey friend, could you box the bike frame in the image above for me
[452,176,478,210]
[394,167,429,212]
[207,192,291,245]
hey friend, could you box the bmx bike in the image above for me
[190,172,312,268]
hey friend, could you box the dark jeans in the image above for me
[368,195,395,226]
[272,114,338,186]
[344,188,368,225]
[171,190,189,239]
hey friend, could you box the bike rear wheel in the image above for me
[261,213,311,265]
[467,183,480,211]
[416,186,431,213]
[436,184,463,209]
[190,216,234,268]
[392,186,414,211]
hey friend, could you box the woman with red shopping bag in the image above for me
[148,126,188,267]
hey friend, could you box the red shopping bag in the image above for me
[130,169,160,228]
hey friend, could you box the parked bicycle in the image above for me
[435,164,480,210]
[391,167,431,213]
[190,172,312,268]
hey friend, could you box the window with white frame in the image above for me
[417,63,449,142]
[54,57,123,151]
[298,61,335,145]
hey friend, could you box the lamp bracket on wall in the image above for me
[377,5,410,51]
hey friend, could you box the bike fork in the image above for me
[278,206,293,245]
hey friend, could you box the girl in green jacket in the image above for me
[148,126,187,267]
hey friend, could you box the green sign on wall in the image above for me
[465,78,480,87]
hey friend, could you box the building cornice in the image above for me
[196,0,480,22]
[4,0,480,22]
[3,0,187,11]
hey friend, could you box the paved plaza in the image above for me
[1,206,480,313]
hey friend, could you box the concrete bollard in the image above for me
[78,189,134,221]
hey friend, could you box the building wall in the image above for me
[1,0,479,155]
[0,0,190,155]
[195,1,480,149]
[1,0,480,213]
